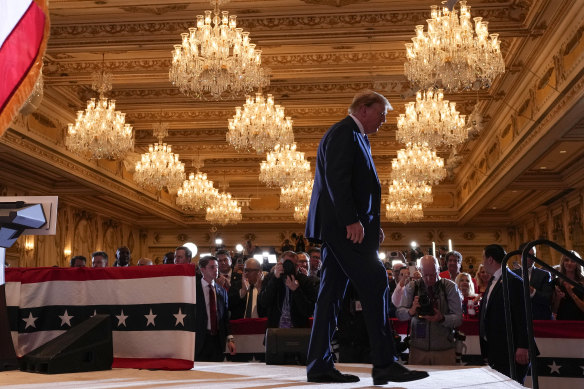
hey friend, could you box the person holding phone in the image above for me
[216,249,241,291]
[229,258,266,320]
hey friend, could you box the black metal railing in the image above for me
[501,239,584,388]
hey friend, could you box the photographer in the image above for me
[258,250,318,328]
[396,255,463,365]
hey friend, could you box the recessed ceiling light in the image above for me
[512,190,517,193]
[559,150,567,154]
[540,166,547,170]
[492,206,497,210]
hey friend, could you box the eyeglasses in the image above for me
[244,268,260,273]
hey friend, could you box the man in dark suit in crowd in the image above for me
[513,243,553,320]
[174,246,192,264]
[194,256,236,361]
[480,244,534,383]
[113,246,131,267]
[304,90,428,384]
[216,249,242,291]
[258,251,318,329]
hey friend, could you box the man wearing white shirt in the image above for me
[479,244,534,383]
[391,267,411,307]
[195,256,236,361]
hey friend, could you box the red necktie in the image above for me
[208,284,218,335]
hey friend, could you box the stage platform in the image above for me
[0,362,523,388]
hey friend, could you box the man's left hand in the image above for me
[285,275,299,291]
[515,348,529,365]
[228,339,237,355]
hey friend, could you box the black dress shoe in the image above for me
[307,368,360,383]
[372,362,428,385]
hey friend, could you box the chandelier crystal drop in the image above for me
[404,0,505,91]
[397,89,467,148]
[388,179,433,205]
[176,171,219,211]
[134,122,185,191]
[169,0,269,100]
[205,192,242,225]
[391,143,446,185]
[280,180,313,208]
[385,202,424,223]
[259,143,312,188]
[66,71,134,160]
[293,204,309,223]
[227,93,294,154]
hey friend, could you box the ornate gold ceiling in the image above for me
[1,0,583,229]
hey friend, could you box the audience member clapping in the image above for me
[553,251,584,320]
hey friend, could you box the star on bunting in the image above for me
[548,361,561,374]
[145,308,157,327]
[116,310,129,327]
[22,312,38,329]
[173,307,186,326]
[59,310,74,327]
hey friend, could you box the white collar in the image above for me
[349,114,366,136]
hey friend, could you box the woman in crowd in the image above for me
[475,264,491,297]
[553,250,584,320]
[455,272,478,319]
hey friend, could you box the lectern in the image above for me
[0,197,58,371]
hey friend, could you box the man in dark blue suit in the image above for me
[305,91,428,385]
[480,244,534,383]
[513,244,553,320]
[194,256,236,361]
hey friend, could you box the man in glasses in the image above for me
[229,258,265,320]
[396,255,462,365]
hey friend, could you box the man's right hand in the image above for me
[346,221,364,244]
[239,277,250,299]
[274,263,284,279]
[408,296,420,317]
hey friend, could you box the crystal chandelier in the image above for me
[176,171,219,211]
[388,179,433,205]
[293,204,309,223]
[259,143,312,188]
[227,93,294,154]
[397,89,467,148]
[169,0,269,100]
[66,69,134,159]
[391,143,446,185]
[385,201,424,223]
[205,192,242,225]
[280,180,313,208]
[404,0,505,91]
[134,122,185,191]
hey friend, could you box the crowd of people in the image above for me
[53,234,581,385]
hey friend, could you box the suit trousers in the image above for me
[195,332,223,362]
[306,237,395,375]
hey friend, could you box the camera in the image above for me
[417,293,435,317]
[282,259,296,277]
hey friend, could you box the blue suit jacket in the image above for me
[305,116,381,250]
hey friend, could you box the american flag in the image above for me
[0,0,48,131]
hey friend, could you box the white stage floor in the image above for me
[0,362,523,389]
